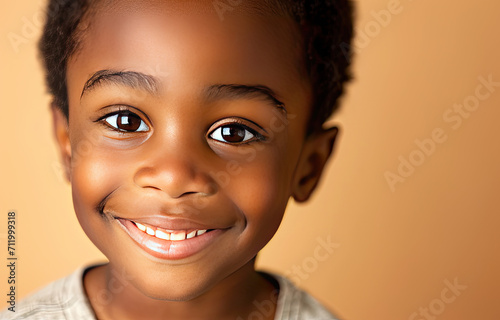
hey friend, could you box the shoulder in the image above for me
[265,272,341,320]
[0,267,95,320]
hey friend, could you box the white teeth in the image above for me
[171,231,186,241]
[146,227,155,236]
[134,222,209,241]
[155,229,170,240]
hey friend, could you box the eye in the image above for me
[209,124,256,144]
[104,111,149,132]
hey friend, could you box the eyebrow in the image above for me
[80,69,287,112]
[81,70,159,99]
[203,84,286,112]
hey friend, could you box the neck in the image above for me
[84,260,278,320]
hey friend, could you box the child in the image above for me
[2,0,353,318]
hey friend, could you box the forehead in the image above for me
[68,0,310,113]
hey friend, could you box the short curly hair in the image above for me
[38,0,355,133]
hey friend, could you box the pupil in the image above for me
[222,125,245,142]
[117,112,141,131]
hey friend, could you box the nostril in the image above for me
[133,162,218,199]
[174,191,197,198]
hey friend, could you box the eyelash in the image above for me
[96,107,150,134]
[208,118,267,145]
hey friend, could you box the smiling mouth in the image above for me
[133,221,211,241]
[116,218,224,260]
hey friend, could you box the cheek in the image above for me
[69,144,129,245]
[226,146,293,243]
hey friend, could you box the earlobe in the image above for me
[50,104,72,182]
[292,126,339,203]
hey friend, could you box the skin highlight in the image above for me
[51,1,338,319]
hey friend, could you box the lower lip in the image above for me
[117,219,224,260]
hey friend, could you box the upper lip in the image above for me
[113,215,224,231]
[100,189,235,231]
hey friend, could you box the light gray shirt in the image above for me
[1,266,339,319]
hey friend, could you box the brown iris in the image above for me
[221,125,246,143]
[116,112,143,131]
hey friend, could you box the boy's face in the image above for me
[53,0,336,300]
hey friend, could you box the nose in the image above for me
[133,139,217,199]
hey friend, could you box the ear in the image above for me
[50,103,72,182]
[291,126,339,203]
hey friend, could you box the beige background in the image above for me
[1,1,499,319]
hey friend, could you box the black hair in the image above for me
[38,0,355,132]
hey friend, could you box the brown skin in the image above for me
[51,1,338,319]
